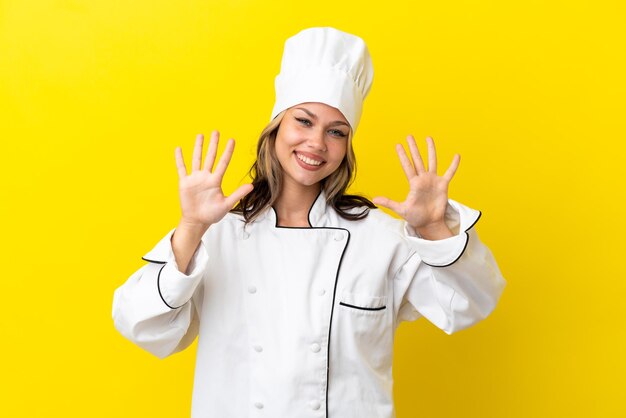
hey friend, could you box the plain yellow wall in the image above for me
[1,0,624,416]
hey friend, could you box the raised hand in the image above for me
[175,131,253,230]
[373,135,460,240]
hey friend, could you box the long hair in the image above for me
[231,110,376,224]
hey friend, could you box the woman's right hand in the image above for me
[175,130,253,231]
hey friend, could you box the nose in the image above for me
[305,128,327,152]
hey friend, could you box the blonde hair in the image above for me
[232,110,375,224]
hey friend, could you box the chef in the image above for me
[112,27,506,418]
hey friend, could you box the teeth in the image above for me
[296,153,322,166]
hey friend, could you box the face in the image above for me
[274,102,351,189]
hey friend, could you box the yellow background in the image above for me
[1,0,624,416]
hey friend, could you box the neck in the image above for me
[273,180,322,227]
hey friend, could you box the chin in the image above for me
[294,176,324,187]
[288,170,333,188]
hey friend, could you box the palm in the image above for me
[175,131,253,227]
[373,135,460,230]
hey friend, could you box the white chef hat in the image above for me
[270,27,374,133]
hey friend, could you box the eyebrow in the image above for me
[294,107,350,128]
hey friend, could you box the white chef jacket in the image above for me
[112,191,506,418]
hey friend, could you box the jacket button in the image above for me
[334,232,343,241]
[309,400,321,410]
[310,343,321,353]
[248,286,257,294]
[253,345,263,352]
[317,289,326,296]
[242,231,250,240]
[254,402,264,409]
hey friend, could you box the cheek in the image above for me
[330,143,348,163]
[274,134,291,157]
[275,129,299,152]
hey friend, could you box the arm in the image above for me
[394,200,506,333]
[172,221,210,275]
[112,229,208,358]
[375,135,505,332]
[112,131,252,358]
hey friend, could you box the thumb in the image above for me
[373,196,403,215]
[225,183,254,208]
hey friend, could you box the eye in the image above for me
[329,129,347,138]
[295,117,347,138]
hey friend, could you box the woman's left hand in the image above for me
[373,135,460,240]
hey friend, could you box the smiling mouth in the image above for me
[295,152,325,166]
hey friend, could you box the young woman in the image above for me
[113,27,506,417]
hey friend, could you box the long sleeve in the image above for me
[112,228,209,358]
[394,199,506,334]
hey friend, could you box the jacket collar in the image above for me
[261,189,329,228]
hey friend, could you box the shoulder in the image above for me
[223,211,246,223]
[201,211,247,242]
[336,206,406,239]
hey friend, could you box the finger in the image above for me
[225,183,254,208]
[406,135,426,174]
[426,136,437,174]
[204,130,219,172]
[443,153,461,182]
[213,138,235,180]
[372,196,404,216]
[395,143,417,181]
[175,146,187,179]
[192,133,204,171]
